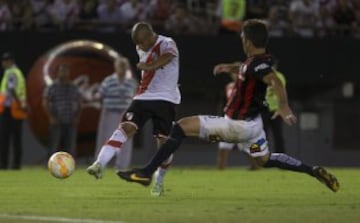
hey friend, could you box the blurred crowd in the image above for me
[0,0,359,37]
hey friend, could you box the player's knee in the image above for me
[176,116,199,133]
[177,119,187,129]
[119,122,137,137]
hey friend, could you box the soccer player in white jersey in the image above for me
[87,22,181,196]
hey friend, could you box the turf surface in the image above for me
[0,167,358,223]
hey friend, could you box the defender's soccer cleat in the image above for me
[151,182,164,197]
[86,162,103,179]
[313,166,340,192]
[117,169,152,186]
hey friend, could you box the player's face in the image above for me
[135,32,154,52]
[115,61,126,77]
[57,65,70,81]
[135,35,153,52]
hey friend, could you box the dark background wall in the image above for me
[1,32,359,100]
[1,32,359,166]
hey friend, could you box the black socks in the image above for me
[142,124,186,175]
[264,153,314,176]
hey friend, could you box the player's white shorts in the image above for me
[199,115,269,157]
[218,141,239,150]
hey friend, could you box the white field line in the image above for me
[0,214,126,223]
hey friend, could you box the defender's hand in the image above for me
[272,105,297,126]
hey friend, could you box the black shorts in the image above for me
[122,100,176,136]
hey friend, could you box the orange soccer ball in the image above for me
[48,152,75,179]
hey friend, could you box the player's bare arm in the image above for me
[137,53,175,71]
[263,72,297,126]
[213,62,242,75]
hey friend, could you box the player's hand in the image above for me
[272,105,297,126]
[136,62,153,71]
[213,64,231,75]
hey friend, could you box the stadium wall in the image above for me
[0,32,358,167]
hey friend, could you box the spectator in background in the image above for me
[75,0,98,31]
[216,0,246,34]
[246,0,271,19]
[0,0,12,31]
[118,0,146,30]
[266,0,291,36]
[43,64,82,157]
[318,0,337,36]
[266,5,291,37]
[97,0,123,32]
[9,0,33,30]
[0,52,27,170]
[147,0,175,32]
[30,0,53,30]
[95,57,137,170]
[289,0,319,37]
[165,4,199,34]
[49,0,79,30]
[332,0,356,35]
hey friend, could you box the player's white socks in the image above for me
[154,154,174,184]
[154,168,167,184]
[96,128,127,168]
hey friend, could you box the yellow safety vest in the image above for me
[265,71,286,112]
[0,65,27,119]
[221,0,246,32]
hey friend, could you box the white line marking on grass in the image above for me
[0,214,125,223]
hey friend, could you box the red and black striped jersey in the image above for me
[224,54,273,120]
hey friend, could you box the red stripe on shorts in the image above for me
[106,140,122,148]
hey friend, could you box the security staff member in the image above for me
[0,52,27,169]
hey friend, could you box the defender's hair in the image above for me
[131,22,154,43]
[242,19,268,48]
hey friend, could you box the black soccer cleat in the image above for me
[117,169,152,187]
[313,166,340,192]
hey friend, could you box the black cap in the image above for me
[2,52,14,60]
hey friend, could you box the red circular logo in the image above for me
[27,40,121,156]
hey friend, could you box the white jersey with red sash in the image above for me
[133,35,181,104]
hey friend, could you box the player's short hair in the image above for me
[242,19,268,48]
[131,22,154,44]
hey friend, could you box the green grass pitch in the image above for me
[0,167,359,223]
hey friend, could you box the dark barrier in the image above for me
[0,32,358,98]
[0,32,358,159]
